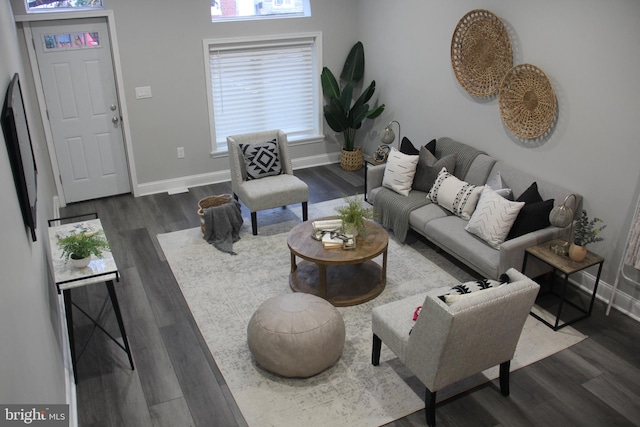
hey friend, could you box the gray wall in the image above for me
[106,0,358,186]
[357,0,640,315]
[0,0,66,405]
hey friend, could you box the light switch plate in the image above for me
[135,86,152,99]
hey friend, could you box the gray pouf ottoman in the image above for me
[247,293,346,378]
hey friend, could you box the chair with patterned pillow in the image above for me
[371,268,539,426]
[227,130,309,235]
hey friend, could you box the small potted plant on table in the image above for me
[570,209,606,261]
[335,195,374,238]
[58,231,110,268]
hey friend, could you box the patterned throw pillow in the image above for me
[382,147,419,196]
[439,277,508,304]
[239,139,282,180]
[465,186,525,249]
[427,167,484,220]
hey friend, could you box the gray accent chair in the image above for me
[372,268,540,426]
[227,130,309,235]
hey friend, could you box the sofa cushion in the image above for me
[413,148,457,192]
[465,187,525,249]
[382,148,419,196]
[239,139,282,180]
[427,167,484,220]
[400,137,436,156]
[424,215,501,279]
[516,182,543,203]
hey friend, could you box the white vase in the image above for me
[71,256,91,268]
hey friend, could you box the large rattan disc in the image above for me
[451,9,513,97]
[498,63,557,139]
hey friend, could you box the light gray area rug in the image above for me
[157,197,586,427]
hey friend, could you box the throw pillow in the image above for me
[465,187,525,249]
[507,198,554,239]
[427,167,484,220]
[516,182,543,204]
[486,171,513,200]
[239,139,282,180]
[399,137,436,156]
[412,148,457,193]
[382,147,419,196]
[438,277,508,304]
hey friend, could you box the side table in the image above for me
[48,214,134,383]
[363,154,386,202]
[522,238,604,331]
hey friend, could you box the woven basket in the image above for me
[197,194,233,232]
[451,9,513,97]
[340,147,363,171]
[498,63,557,139]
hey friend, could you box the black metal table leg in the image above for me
[106,280,135,370]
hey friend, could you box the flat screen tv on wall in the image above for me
[2,73,38,242]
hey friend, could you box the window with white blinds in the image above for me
[205,33,322,152]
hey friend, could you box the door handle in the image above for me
[112,116,120,124]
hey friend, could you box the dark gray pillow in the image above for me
[239,139,282,180]
[412,148,457,192]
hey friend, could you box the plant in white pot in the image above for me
[58,231,110,268]
[335,195,374,237]
[321,41,385,171]
[570,209,605,261]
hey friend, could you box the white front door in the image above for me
[31,18,130,203]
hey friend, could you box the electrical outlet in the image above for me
[135,86,153,99]
[177,147,185,158]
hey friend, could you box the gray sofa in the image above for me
[366,137,582,280]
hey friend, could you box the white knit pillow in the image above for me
[427,167,483,219]
[465,186,525,248]
[382,148,419,196]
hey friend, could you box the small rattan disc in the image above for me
[451,9,513,97]
[498,63,557,139]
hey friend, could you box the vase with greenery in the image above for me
[321,41,385,169]
[335,195,374,237]
[58,231,110,267]
[570,209,605,261]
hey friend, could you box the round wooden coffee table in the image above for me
[287,218,388,306]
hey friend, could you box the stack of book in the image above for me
[311,219,356,249]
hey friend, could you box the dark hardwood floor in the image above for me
[60,164,640,427]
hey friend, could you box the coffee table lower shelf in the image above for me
[290,260,385,307]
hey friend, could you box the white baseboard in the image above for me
[135,152,340,197]
[573,271,640,322]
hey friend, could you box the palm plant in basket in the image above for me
[321,41,385,170]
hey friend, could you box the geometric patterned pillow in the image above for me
[465,186,525,249]
[438,278,507,304]
[427,167,484,220]
[239,139,282,180]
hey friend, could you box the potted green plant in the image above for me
[58,231,110,268]
[570,209,606,261]
[335,195,374,237]
[321,41,385,171]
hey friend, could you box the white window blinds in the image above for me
[208,35,320,151]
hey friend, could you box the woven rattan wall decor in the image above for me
[451,9,513,97]
[498,63,557,139]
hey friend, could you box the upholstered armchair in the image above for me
[372,268,539,426]
[227,130,309,235]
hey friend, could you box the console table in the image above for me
[48,215,134,383]
[522,238,604,331]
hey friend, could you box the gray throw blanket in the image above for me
[203,200,243,255]
[436,137,486,180]
[375,189,430,242]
